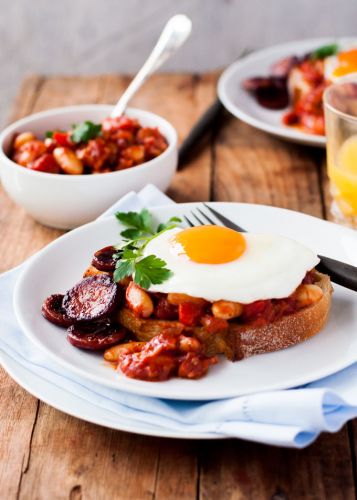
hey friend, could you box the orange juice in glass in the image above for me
[324,80,357,228]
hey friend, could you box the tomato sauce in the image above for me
[10,115,168,175]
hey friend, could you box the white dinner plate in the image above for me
[218,37,357,147]
[14,203,357,400]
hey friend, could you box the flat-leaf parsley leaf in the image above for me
[113,209,181,288]
[71,121,102,143]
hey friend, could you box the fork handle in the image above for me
[316,255,357,292]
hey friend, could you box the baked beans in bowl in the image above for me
[0,105,177,229]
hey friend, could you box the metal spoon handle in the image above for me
[111,14,192,118]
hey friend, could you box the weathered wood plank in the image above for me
[213,116,324,216]
[154,440,198,500]
[0,368,39,500]
[7,75,45,122]
[18,405,161,500]
[199,429,355,500]
[31,75,104,112]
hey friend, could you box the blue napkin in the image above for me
[1,185,357,448]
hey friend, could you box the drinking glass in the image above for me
[324,80,357,228]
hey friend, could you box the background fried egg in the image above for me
[324,47,357,82]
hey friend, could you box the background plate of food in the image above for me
[218,37,357,147]
[13,202,357,400]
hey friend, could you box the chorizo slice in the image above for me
[67,321,126,350]
[92,246,117,272]
[63,275,119,322]
[42,294,72,327]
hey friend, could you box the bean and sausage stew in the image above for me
[41,209,323,383]
[243,43,351,136]
[9,116,168,174]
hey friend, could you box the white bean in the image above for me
[53,147,83,175]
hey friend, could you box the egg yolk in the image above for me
[333,49,357,77]
[173,225,246,264]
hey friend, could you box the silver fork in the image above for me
[183,204,357,293]
[184,203,246,232]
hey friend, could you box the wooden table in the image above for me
[1,73,356,500]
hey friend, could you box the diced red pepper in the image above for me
[28,153,60,173]
[53,131,72,148]
[178,302,207,327]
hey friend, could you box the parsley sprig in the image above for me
[113,209,181,289]
[311,43,338,60]
[71,121,102,143]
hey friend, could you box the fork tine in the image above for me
[203,203,247,233]
[184,215,195,227]
[191,211,205,225]
[196,207,217,225]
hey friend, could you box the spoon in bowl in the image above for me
[111,14,192,118]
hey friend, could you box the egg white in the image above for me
[324,55,342,82]
[143,228,319,303]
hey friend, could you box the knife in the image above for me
[178,98,224,169]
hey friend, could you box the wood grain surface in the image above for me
[0,74,356,500]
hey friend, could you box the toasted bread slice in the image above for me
[227,272,333,360]
[118,272,333,361]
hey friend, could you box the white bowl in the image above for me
[0,105,178,229]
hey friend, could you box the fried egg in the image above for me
[143,225,319,303]
[324,48,357,82]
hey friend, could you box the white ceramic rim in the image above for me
[218,37,357,147]
[0,104,178,180]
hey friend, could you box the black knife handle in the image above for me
[178,98,224,169]
[317,255,357,292]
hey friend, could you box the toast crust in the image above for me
[227,272,333,360]
[118,272,333,361]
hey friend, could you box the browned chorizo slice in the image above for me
[67,322,126,350]
[92,246,117,272]
[42,294,72,327]
[63,275,119,322]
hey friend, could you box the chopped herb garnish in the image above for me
[71,120,102,143]
[311,43,338,60]
[113,209,181,289]
[45,131,53,138]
